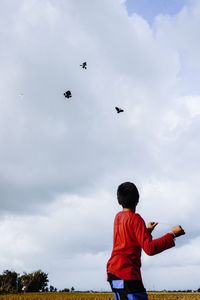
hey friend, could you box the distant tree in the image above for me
[0,270,19,294]
[49,285,57,292]
[19,270,48,292]
[61,288,70,292]
[71,286,75,292]
[49,285,54,292]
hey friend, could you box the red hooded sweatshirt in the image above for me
[107,210,175,281]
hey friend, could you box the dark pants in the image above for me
[109,279,148,300]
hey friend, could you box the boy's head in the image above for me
[117,182,139,209]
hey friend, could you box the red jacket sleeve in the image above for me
[133,214,175,256]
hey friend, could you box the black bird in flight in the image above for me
[64,90,72,98]
[115,107,124,113]
[80,62,87,69]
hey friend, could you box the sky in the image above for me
[0,0,200,292]
[125,0,189,23]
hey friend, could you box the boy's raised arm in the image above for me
[133,214,183,256]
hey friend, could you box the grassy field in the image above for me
[0,293,199,300]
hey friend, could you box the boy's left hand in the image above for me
[147,222,158,232]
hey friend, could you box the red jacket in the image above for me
[107,210,175,281]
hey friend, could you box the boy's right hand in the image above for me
[170,225,185,237]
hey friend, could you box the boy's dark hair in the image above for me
[117,182,139,208]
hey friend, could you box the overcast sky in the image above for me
[0,0,200,292]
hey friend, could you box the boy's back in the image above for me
[107,210,175,281]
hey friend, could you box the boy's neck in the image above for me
[123,207,136,212]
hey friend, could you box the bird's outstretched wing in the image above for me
[115,107,124,113]
[80,62,87,69]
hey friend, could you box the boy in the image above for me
[107,182,185,300]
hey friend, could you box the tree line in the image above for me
[0,270,74,294]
